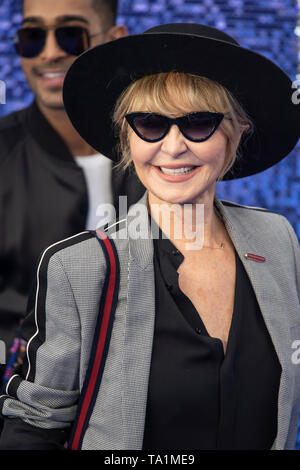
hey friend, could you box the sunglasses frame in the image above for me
[13,25,91,58]
[125,112,225,143]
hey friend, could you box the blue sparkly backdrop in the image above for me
[1,0,300,449]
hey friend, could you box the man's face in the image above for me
[21,0,125,111]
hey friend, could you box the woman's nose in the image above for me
[160,124,187,157]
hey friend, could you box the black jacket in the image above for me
[0,102,145,354]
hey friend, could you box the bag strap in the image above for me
[68,229,120,450]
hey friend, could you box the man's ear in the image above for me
[105,24,128,42]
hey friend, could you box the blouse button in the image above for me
[195,328,202,334]
[171,249,180,255]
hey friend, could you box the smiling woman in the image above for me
[1,22,300,451]
[113,72,253,181]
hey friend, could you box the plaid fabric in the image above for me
[2,321,27,391]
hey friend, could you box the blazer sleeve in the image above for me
[0,249,81,449]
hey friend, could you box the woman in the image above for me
[0,23,300,450]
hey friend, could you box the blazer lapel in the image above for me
[215,199,295,449]
[121,199,156,449]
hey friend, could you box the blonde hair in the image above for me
[112,72,253,180]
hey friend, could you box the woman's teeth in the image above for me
[159,166,195,175]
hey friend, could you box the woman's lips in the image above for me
[152,164,202,182]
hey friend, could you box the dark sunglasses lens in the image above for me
[133,114,169,141]
[56,27,88,56]
[180,113,219,141]
[15,28,46,58]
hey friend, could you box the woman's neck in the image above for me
[148,191,224,252]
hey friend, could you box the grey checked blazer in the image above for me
[1,192,300,450]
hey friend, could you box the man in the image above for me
[0,0,144,381]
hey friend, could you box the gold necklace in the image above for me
[201,242,225,250]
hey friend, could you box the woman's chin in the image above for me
[148,188,205,207]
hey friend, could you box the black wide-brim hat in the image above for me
[63,23,300,180]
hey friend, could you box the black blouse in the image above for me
[142,230,282,450]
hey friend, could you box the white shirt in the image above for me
[76,153,114,230]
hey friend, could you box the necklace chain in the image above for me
[201,242,225,250]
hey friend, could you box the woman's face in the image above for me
[128,112,228,206]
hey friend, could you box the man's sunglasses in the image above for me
[125,112,225,143]
[13,26,95,58]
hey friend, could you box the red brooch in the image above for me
[244,253,266,263]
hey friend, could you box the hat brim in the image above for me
[63,32,300,180]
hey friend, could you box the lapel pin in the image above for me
[244,253,266,263]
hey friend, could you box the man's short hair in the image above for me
[92,0,118,27]
[22,0,118,27]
